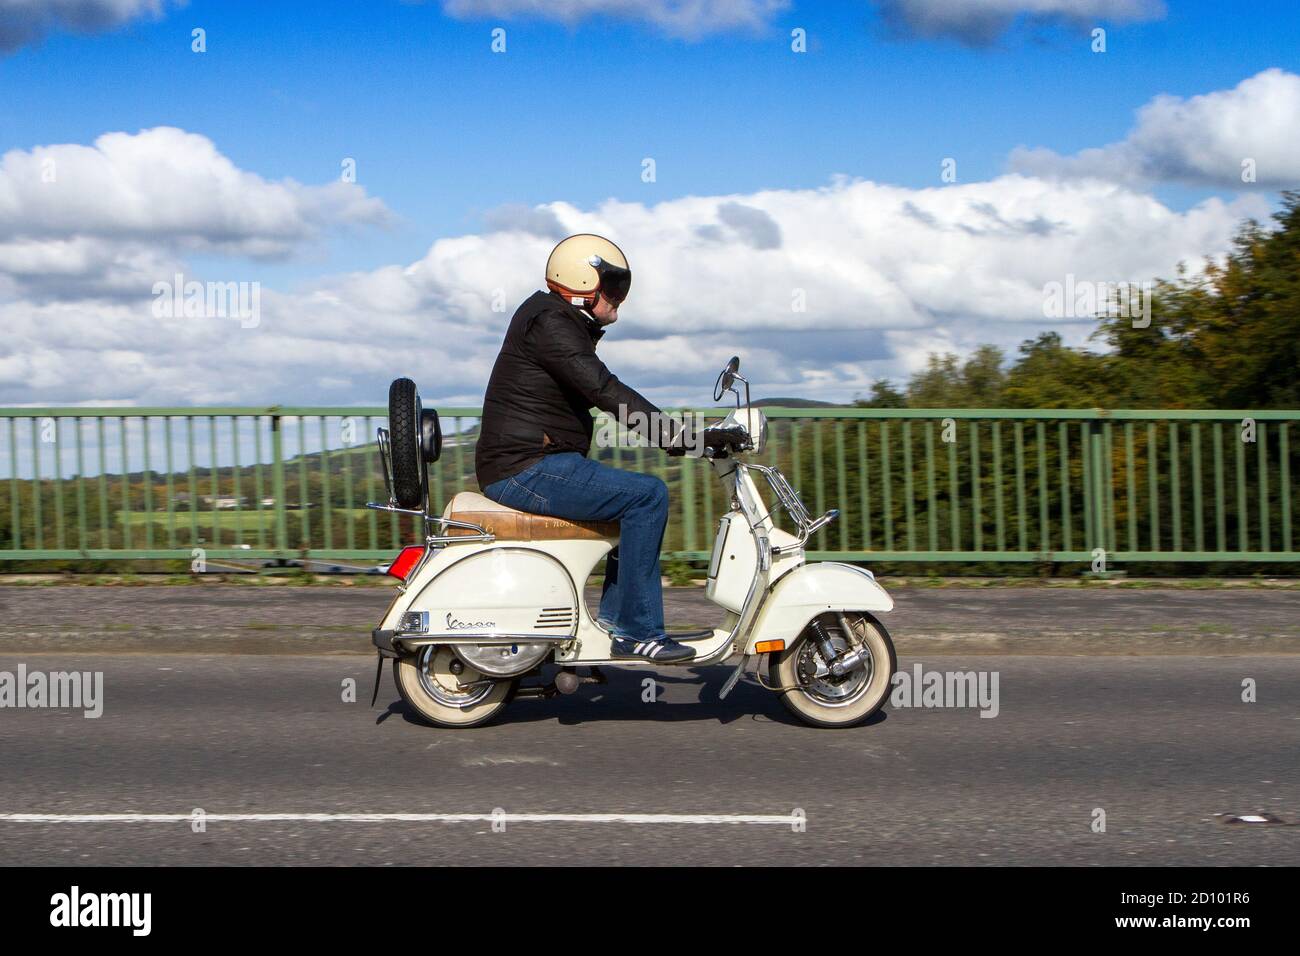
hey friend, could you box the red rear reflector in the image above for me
[386,545,425,581]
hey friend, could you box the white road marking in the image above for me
[0,812,801,826]
[461,755,563,767]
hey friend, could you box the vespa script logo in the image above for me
[446,612,495,631]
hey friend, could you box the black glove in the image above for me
[703,427,736,449]
[700,424,748,458]
[664,422,747,457]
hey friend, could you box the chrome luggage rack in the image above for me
[742,461,838,554]
[366,426,494,547]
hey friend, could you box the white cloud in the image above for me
[874,0,1164,44]
[1010,68,1300,189]
[1,127,389,249]
[0,0,173,53]
[439,0,789,39]
[0,138,1269,407]
[0,127,391,300]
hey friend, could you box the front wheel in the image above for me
[393,645,515,728]
[770,612,895,728]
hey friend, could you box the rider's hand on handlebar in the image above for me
[662,421,747,458]
[665,424,738,457]
[700,424,746,458]
[704,426,738,448]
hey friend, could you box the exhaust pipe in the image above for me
[524,667,607,699]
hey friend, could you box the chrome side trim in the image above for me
[395,632,577,650]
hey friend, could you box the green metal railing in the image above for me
[0,406,1296,565]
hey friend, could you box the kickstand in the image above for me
[369,651,385,707]
[718,654,750,700]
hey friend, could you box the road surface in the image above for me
[1,649,1296,865]
[1,584,1297,654]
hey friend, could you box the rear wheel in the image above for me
[771,612,895,728]
[393,645,515,728]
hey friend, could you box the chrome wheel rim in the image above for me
[416,645,495,708]
[795,615,874,707]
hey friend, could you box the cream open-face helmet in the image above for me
[545,234,631,310]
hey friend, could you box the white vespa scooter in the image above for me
[368,358,896,728]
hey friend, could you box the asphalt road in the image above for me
[1,651,1296,865]
[2,584,1298,654]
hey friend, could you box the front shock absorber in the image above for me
[807,615,840,667]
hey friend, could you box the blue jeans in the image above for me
[482,452,669,642]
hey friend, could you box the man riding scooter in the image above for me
[475,234,727,663]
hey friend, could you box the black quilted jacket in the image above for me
[474,290,673,490]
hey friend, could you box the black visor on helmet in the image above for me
[590,255,631,304]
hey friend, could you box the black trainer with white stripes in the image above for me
[609,636,697,663]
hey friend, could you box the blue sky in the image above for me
[0,1,1297,408]
[4,0,1295,280]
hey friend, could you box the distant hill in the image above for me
[752,397,843,408]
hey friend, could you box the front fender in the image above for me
[744,562,893,653]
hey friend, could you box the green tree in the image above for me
[1095,191,1300,408]
[855,379,907,408]
[905,345,1007,407]
[1002,332,1108,408]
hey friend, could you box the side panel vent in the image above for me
[534,607,576,630]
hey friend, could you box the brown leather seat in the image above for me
[443,492,618,543]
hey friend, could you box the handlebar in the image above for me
[700,421,752,458]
